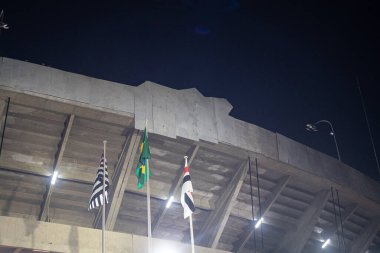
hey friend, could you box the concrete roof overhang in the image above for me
[0,58,380,253]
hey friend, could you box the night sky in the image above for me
[1,0,379,179]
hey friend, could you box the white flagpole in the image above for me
[189,214,195,253]
[102,140,107,253]
[185,156,195,253]
[146,120,152,253]
[147,159,152,253]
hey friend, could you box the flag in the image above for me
[136,127,151,189]
[88,154,110,210]
[181,158,195,219]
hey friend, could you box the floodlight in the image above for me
[166,196,174,208]
[321,238,331,249]
[255,217,264,229]
[51,171,58,185]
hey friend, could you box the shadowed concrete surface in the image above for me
[0,216,227,253]
[0,57,380,253]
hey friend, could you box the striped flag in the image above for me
[181,157,195,219]
[88,154,110,210]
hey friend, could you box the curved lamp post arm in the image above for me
[315,120,341,161]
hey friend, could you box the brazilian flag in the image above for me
[136,127,151,189]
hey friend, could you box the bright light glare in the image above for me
[51,171,58,185]
[166,196,174,208]
[154,243,177,253]
[255,218,264,229]
[321,238,331,249]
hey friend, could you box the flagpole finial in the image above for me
[103,140,107,144]
[184,156,188,166]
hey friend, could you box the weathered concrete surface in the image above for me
[0,58,135,116]
[1,57,380,214]
[0,57,278,160]
[0,216,230,253]
[277,134,380,206]
[273,190,330,253]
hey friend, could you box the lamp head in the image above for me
[306,123,318,132]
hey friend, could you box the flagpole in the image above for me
[184,156,195,253]
[146,120,152,253]
[102,140,107,253]
[189,214,195,253]
[147,159,152,253]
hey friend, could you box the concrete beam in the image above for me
[197,159,249,248]
[0,98,6,121]
[0,164,217,214]
[93,130,141,230]
[349,217,380,253]
[273,190,330,253]
[236,175,290,253]
[0,216,229,253]
[0,92,134,132]
[152,144,199,234]
[39,114,75,221]
[0,97,9,157]
[321,203,358,240]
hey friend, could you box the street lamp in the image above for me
[306,120,342,250]
[305,120,341,161]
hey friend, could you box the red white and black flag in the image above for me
[181,156,195,219]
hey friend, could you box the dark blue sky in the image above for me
[1,0,379,179]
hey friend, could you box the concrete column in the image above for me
[349,217,380,253]
[273,190,330,253]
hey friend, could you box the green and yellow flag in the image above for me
[136,127,151,189]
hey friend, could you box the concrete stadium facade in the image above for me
[0,57,379,253]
